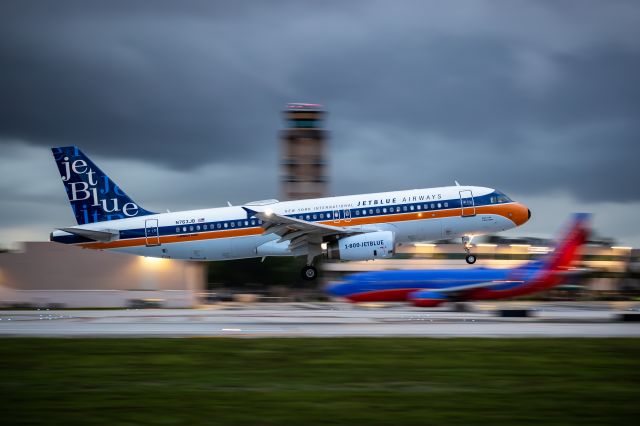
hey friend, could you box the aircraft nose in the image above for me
[509,203,531,227]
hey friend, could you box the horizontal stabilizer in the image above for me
[59,227,120,242]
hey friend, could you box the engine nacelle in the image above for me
[326,231,395,261]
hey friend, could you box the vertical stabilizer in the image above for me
[51,146,155,224]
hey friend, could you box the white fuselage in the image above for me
[52,186,528,261]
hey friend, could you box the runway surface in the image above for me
[1,302,639,337]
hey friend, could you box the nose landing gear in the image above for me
[462,236,477,264]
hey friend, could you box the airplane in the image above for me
[324,213,590,305]
[49,146,531,280]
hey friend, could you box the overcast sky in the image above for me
[1,0,639,247]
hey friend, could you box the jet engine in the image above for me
[326,231,395,261]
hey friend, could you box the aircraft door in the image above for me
[145,219,161,246]
[333,209,341,223]
[344,209,352,223]
[459,190,476,217]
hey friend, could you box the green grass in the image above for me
[1,338,639,425]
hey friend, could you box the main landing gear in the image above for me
[462,236,477,264]
[301,265,318,281]
[301,245,323,281]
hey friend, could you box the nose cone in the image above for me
[510,203,531,227]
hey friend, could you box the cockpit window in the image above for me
[493,190,512,203]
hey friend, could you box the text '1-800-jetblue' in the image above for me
[49,146,531,280]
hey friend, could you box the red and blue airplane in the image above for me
[325,214,590,307]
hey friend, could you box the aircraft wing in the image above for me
[242,207,359,251]
[59,227,120,242]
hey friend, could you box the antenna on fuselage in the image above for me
[227,201,233,207]
[454,180,461,186]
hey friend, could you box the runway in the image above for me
[1,302,639,337]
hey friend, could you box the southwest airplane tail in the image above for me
[50,146,531,280]
[325,214,590,305]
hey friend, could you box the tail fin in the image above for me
[51,146,155,224]
[510,213,590,290]
[542,213,591,272]
[504,213,590,294]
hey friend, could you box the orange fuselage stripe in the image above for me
[79,204,520,250]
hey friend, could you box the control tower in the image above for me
[280,103,328,200]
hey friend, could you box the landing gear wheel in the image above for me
[301,265,318,281]
[465,254,477,264]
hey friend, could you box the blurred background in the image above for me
[1,0,639,308]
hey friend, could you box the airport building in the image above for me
[280,103,328,201]
[0,242,205,308]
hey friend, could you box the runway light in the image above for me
[611,246,633,250]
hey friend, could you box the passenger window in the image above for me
[182,226,187,232]
[437,203,442,208]
[320,213,325,219]
[416,205,421,210]
[327,213,332,218]
[196,225,201,231]
[244,221,249,226]
[410,205,414,211]
[362,210,366,215]
[230,222,235,227]
[305,215,310,220]
[217,223,221,229]
[431,203,435,209]
[203,224,208,230]
[396,207,401,212]
[176,227,180,233]
[375,208,380,214]
[313,214,317,220]
[355,210,360,216]
[189,226,194,232]
[382,208,387,213]
[444,202,448,208]
[369,209,374,214]
[424,204,428,209]
[224,223,228,228]
[251,220,255,226]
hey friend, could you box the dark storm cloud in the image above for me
[0,0,639,204]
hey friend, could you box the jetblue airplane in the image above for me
[325,214,589,305]
[49,146,531,280]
